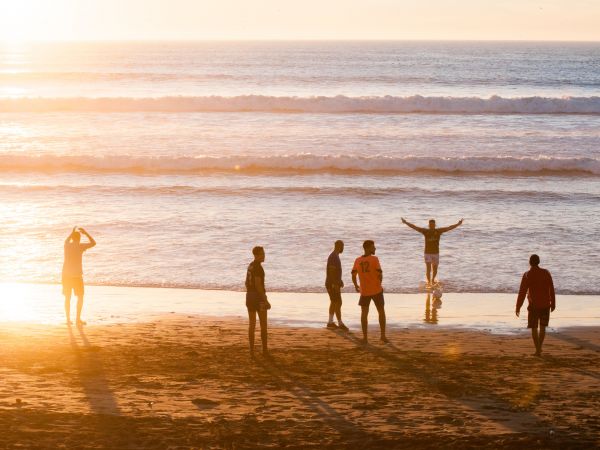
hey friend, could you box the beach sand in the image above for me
[0,316,598,449]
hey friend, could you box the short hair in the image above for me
[429,219,436,224]
[363,240,374,251]
[334,240,344,248]
[529,254,540,266]
[71,231,81,242]
[252,246,264,257]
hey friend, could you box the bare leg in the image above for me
[335,302,342,324]
[64,293,72,324]
[76,295,85,325]
[258,308,268,355]
[328,301,336,322]
[432,263,439,284]
[531,327,540,355]
[248,309,257,356]
[425,263,432,284]
[361,305,369,343]
[538,326,546,354]
[375,302,387,342]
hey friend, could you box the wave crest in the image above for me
[2,95,600,114]
[0,153,598,175]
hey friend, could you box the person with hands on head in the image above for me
[401,217,463,286]
[516,254,556,357]
[62,227,96,326]
[245,246,271,359]
[352,240,388,344]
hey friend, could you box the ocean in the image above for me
[1,41,599,294]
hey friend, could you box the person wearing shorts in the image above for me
[62,227,96,326]
[352,240,387,344]
[325,240,348,331]
[516,254,556,356]
[401,217,463,285]
[245,246,271,358]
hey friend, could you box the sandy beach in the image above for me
[0,313,598,449]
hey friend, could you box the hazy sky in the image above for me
[1,0,599,41]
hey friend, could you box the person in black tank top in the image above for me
[402,217,463,285]
[245,246,270,358]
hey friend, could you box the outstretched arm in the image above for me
[401,218,426,233]
[79,228,96,250]
[438,219,464,234]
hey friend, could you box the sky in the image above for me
[0,0,599,42]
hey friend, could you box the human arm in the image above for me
[515,273,528,317]
[548,271,556,312]
[401,218,426,233]
[79,228,96,250]
[438,219,464,234]
[351,270,360,293]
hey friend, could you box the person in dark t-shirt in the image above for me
[325,240,348,331]
[402,217,463,286]
[246,246,270,358]
[516,254,556,357]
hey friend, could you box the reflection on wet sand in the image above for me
[424,293,443,325]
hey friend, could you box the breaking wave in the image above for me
[2,95,600,114]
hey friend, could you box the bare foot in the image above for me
[76,320,87,326]
[66,320,73,326]
[380,336,390,344]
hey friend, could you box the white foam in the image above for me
[2,95,600,114]
[0,153,598,175]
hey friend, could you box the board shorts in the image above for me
[62,275,84,297]
[424,253,440,264]
[246,292,268,312]
[326,286,342,304]
[527,306,550,328]
[358,291,385,308]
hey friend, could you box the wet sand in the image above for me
[0,316,598,449]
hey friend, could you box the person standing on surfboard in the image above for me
[401,217,463,286]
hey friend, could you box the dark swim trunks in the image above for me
[358,291,384,308]
[327,287,342,304]
[527,306,550,328]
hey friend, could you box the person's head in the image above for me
[334,240,344,254]
[529,254,540,267]
[71,231,81,244]
[363,240,375,255]
[252,246,265,263]
[429,219,436,230]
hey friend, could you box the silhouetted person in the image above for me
[352,240,387,344]
[516,254,556,356]
[326,240,348,331]
[63,227,96,326]
[246,246,271,358]
[401,217,463,286]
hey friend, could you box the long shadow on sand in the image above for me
[257,358,388,445]
[68,325,120,415]
[332,329,548,434]
[552,331,600,353]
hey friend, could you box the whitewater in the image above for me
[0,41,599,294]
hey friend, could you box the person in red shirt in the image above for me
[352,240,388,344]
[515,254,556,356]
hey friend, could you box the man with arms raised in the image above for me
[326,240,348,331]
[352,240,388,344]
[516,254,556,357]
[62,227,96,326]
[401,217,463,286]
[246,246,271,358]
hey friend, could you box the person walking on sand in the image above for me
[352,240,388,344]
[245,246,271,358]
[62,227,96,326]
[401,217,463,286]
[516,254,556,357]
[325,240,349,331]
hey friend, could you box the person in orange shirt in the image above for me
[352,240,388,344]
